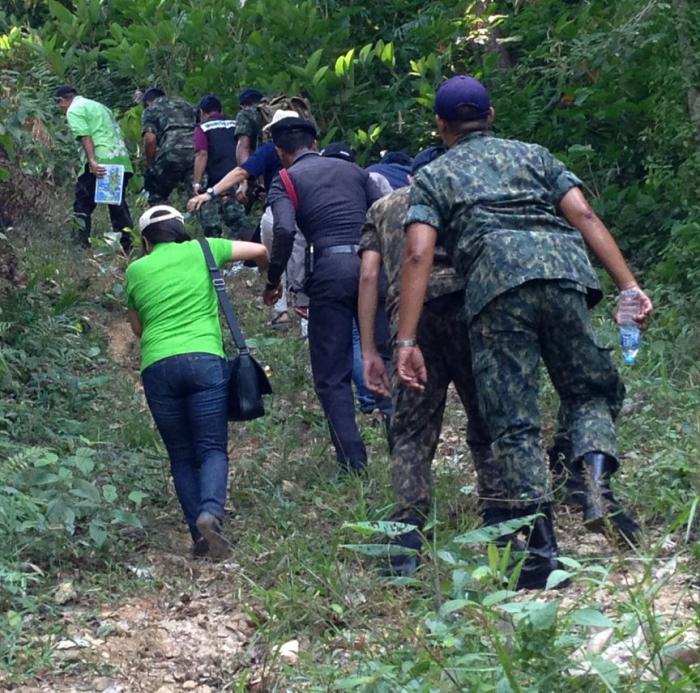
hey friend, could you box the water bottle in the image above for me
[617,288,641,365]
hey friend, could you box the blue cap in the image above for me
[197,95,221,113]
[411,146,446,175]
[434,76,491,121]
[321,141,354,163]
[380,151,413,166]
[239,88,263,105]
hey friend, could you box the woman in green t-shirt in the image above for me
[126,205,269,558]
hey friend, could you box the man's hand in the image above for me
[187,193,212,212]
[262,283,283,306]
[397,345,427,392]
[363,351,390,398]
[615,286,654,330]
[89,160,106,178]
[235,180,249,205]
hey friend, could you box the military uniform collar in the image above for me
[452,129,493,147]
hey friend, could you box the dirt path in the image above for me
[10,320,699,691]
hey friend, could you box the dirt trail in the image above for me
[10,320,699,691]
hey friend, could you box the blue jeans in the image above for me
[142,353,229,540]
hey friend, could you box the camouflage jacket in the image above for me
[360,187,463,332]
[406,131,602,323]
[234,106,263,147]
[141,96,195,162]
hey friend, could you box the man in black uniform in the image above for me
[193,95,252,239]
[262,117,387,473]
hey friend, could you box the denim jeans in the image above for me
[352,320,376,413]
[142,353,229,540]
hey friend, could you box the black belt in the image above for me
[316,244,360,257]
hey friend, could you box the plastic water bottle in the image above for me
[617,288,641,365]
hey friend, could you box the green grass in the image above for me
[2,198,700,690]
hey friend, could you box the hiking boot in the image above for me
[195,511,230,559]
[385,526,422,578]
[514,505,566,591]
[581,452,641,546]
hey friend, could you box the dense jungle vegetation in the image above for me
[1,0,699,690]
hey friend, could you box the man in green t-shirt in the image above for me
[55,85,134,251]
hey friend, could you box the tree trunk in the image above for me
[673,0,700,142]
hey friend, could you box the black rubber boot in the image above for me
[515,505,566,591]
[548,444,586,510]
[385,525,422,577]
[581,452,641,546]
[481,506,527,550]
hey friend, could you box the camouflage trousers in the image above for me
[390,292,503,526]
[144,154,193,205]
[469,280,624,509]
[197,195,254,240]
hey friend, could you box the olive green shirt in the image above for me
[406,131,602,322]
[360,187,463,333]
[141,96,195,164]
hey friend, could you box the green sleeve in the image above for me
[359,205,382,255]
[234,108,261,140]
[125,268,137,310]
[405,170,443,232]
[66,103,90,138]
[543,149,583,204]
[141,107,159,136]
[208,238,234,267]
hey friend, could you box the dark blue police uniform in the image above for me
[267,149,387,471]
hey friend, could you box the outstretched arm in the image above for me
[559,187,653,326]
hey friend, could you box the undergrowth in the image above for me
[1,200,699,690]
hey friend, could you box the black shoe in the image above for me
[512,506,566,591]
[385,527,422,577]
[580,452,641,546]
[195,511,230,559]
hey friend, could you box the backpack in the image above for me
[258,95,318,140]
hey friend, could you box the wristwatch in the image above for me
[396,338,417,348]
[206,187,217,199]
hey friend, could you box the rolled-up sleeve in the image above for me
[543,150,583,204]
[404,171,443,231]
[266,175,298,286]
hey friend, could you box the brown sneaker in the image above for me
[195,512,231,559]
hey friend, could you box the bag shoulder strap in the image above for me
[198,238,248,354]
[278,168,299,210]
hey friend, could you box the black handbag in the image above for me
[199,239,272,421]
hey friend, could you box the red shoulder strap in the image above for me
[278,168,299,210]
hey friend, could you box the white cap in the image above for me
[138,205,184,232]
[262,109,300,132]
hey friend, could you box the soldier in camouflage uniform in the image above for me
[235,88,264,166]
[141,88,195,204]
[397,76,653,589]
[358,146,506,576]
